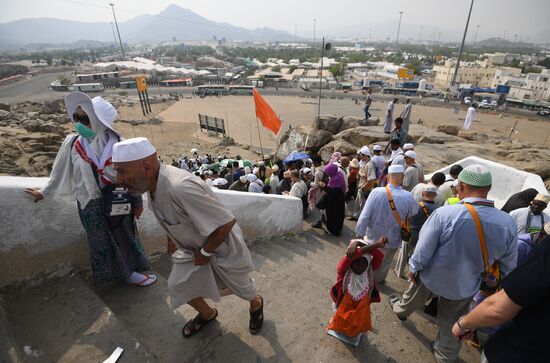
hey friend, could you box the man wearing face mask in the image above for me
[24,91,156,287]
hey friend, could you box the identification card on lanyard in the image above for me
[110,187,132,216]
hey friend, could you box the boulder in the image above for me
[408,125,462,144]
[0,110,9,120]
[0,103,10,111]
[437,124,460,136]
[525,162,550,180]
[27,111,39,119]
[458,130,488,142]
[333,126,389,147]
[43,99,64,114]
[21,119,64,134]
[319,139,358,161]
[276,125,332,160]
[337,116,380,133]
[312,115,343,134]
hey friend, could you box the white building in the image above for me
[494,69,550,102]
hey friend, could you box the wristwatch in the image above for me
[200,248,212,257]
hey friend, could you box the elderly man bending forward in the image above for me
[112,137,263,338]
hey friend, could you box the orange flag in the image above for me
[253,88,282,136]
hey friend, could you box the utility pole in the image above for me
[109,2,125,59]
[313,19,316,45]
[437,31,442,44]
[396,11,403,52]
[110,22,118,51]
[418,25,423,44]
[473,24,480,43]
[503,29,507,41]
[294,24,297,43]
[450,0,474,87]
[317,37,331,118]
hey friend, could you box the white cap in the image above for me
[246,174,257,182]
[302,167,312,174]
[404,150,416,159]
[239,175,248,183]
[403,143,414,150]
[272,165,279,172]
[388,165,405,174]
[373,145,382,151]
[112,137,156,163]
[359,146,371,156]
[213,178,228,186]
[244,166,252,174]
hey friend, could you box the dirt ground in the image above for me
[115,95,550,162]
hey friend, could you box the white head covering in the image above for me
[302,167,312,174]
[272,165,279,172]
[112,137,156,162]
[403,143,414,150]
[359,146,371,156]
[373,145,382,151]
[246,174,257,182]
[404,150,416,159]
[239,175,248,183]
[244,166,252,174]
[213,178,228,186]
[388,165,405,174]
[424,185,438,193]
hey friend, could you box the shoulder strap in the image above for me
[385,186,404,228]
[464,203,489,273]
[419,201,430,218]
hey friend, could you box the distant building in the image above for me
[494,69,550,102]
[432,59,521,88]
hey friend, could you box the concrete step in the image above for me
[0,302,24,363]
[3,273,153,363]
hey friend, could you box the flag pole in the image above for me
[255,117,265,158]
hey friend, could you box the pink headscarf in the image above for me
[330,152,342,163]
[325,163,346,192]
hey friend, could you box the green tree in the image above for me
[271,65,281,72]
[538,57,550,69]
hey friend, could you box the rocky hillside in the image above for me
[275,115,550,188]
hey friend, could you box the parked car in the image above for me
[478,100,492,109]
[538,109,550,117]
[463,96,472,105]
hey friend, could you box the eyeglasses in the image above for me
[72,112,90,125]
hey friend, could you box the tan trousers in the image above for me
[392,278,472,363]
[374,247,398,284]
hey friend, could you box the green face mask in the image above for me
[75,123,96,138]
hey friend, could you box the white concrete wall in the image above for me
[427,156,548,209]
[0,176,303,287]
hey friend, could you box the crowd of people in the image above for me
[24,91,550,362]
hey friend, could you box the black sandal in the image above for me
[182,309,218,338]
[249,295,264,334]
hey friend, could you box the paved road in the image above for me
[0,71,72,104]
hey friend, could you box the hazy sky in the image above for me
[2,0,548,39]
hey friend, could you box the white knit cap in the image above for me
[112,137,156,162]
[246,174,257,182]
[373,145,382,151]
[403,143,414,150]
[239,175,248,183]
[404,150,416,159]
[388,165,405,174]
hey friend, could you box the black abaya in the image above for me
[325,186,345,235]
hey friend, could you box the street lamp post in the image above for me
[109,3,125,59]
[317,37,331,118]
[396,11,403,51]
[451,0,474,87]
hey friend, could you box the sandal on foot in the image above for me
[133,274,158,287]
[249,295,264,334]
[182,309,218,338]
